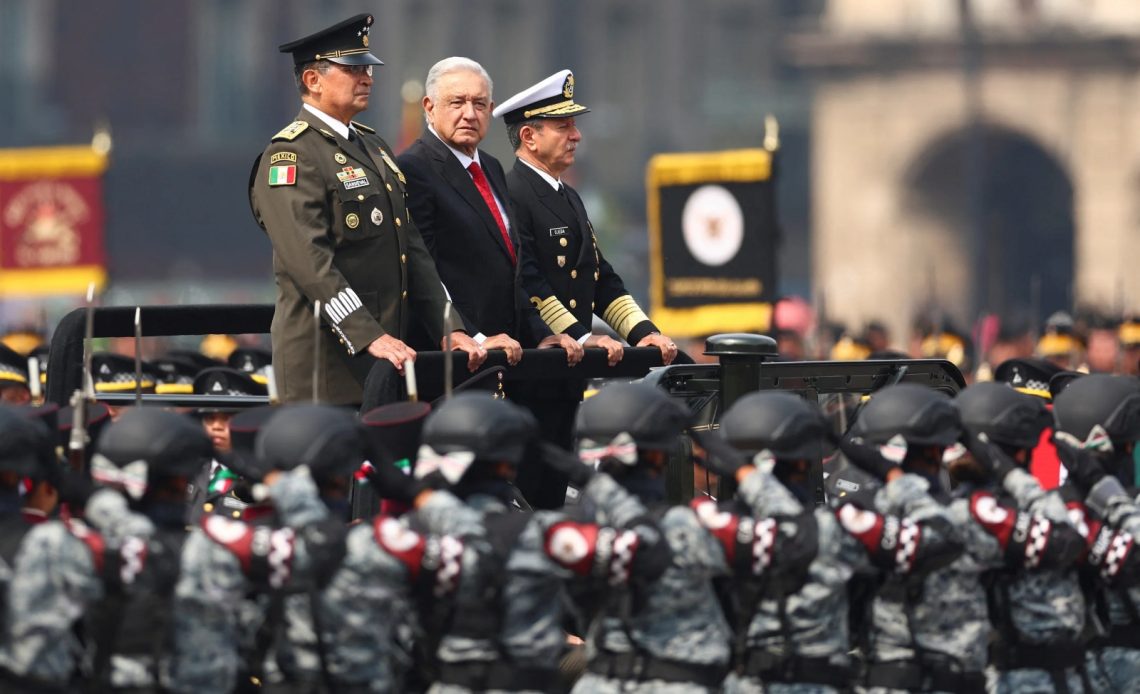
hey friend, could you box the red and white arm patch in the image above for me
[750,518,778,575]
[690,497,743,565]
[66,518,107,574]
[1088,524,1136,582]
[543,521,639,586]
[837,503,921,572]
[836,503,885,555]
[1066,501,1094,542]
[423,535,464,597]
[970,492,1056,568]
[969,491,1018,548]
[690,498,778,576]
[117,536,148,586]
[202,514,256,574]
[202,515,295,588]
[373,515,428,581]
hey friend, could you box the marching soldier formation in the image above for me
[2,11,1140,694]
[0,352,1137,693]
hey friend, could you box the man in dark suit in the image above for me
[397,57,582,364]
[249,15,485,404]
[495,69,679,507]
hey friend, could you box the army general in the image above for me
[250,14,483,404]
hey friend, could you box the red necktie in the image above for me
[467,161,516,265]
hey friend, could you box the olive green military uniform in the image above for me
[250,108,448,404]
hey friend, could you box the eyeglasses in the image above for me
[333,64,373,78]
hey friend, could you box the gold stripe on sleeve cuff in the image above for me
[602,295,650,341]
[531,296,578,335]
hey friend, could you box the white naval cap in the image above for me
[492,69,590,124]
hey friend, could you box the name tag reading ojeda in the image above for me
[549,227,568,237]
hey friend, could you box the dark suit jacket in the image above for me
[249,109,448,404]
[398,135,548,347]
[507,159,658,346]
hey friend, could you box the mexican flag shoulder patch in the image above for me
[268,164,297,186]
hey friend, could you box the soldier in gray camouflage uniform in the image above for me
[845,383,1080,693]
[6,408,201,691]
[394,392,682,693]
[954,382,1087,693]
[0,406,82,687]
[550,383,825,694]
[173,404,471,694]
[1050,375,1140,693]
[713,391,963,694]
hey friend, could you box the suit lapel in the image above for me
[563,184,593,267]
[296,109,387,184]
[514,160,580,234]
[427,137,513,260]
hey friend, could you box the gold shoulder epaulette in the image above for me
[272,121,309,141]
[351,121,376,134]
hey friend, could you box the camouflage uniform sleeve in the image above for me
[411,490,487,538]
[500,514,577,666]
[861,474,965,575]
[734,466,805,517]
[170,530,248,693]
[966,474,1085,571]
[311,524,414,688]
[1080,478,1140,585]
[7,521,103,682]
[873,472,940,518]
[836,499,967,576]
[578,473,650,527]
[1086,477,1140,535]
[268,466,329,528]
[1001,467,1072,523]
[951,497,1007,570]
[84,488,156,542]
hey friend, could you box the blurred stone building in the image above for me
[792,0,1140,340]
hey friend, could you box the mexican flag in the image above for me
[208,467,240,495]
[268,165,296,186]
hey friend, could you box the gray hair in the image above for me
[424,57,493,105]
[295,60,332,96]
[506,118,543,151]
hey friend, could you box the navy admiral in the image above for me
[495,70,678,369]
[493,70,678,506]
[249,14,484,404]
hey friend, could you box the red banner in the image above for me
[0,145,108,296]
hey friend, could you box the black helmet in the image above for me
[420,394,536,465]
[255,405,366,479]
[0,405,56,479]
[575,383,690,453]
[1053,374,1140,447]
[955,382,1051,451]
[719,391,830,460]
[92,408,213,497]
[850,383,961,448]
